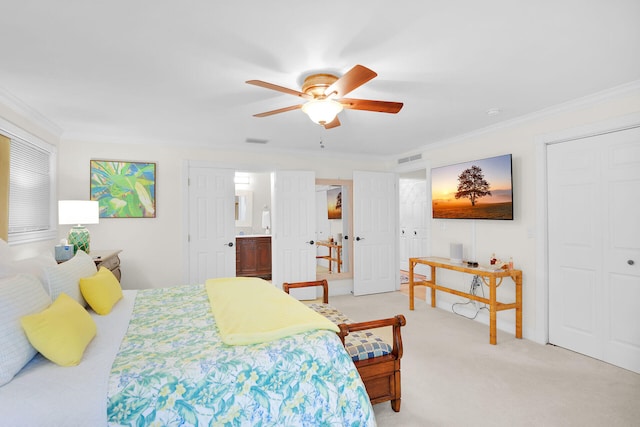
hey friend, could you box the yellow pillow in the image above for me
[79,267,123,315]
[20,293,97,367]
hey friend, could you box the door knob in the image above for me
[306,240,315,245]
[343,235,349,240]
[225,242,234,247]
[628,260,635,266]
[356,236,365,241]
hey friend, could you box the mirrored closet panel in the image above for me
[315,178,353,280]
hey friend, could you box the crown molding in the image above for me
[0,86,63,138]
[401,79,640,156]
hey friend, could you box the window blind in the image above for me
[8,138,51,233]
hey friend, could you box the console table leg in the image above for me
[430,266,437,308]
[515,274,523,339]
[490,277,497,345]
[409,262,415,310]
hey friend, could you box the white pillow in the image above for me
[0,240,56,284]
[1,255,57,284]
[44,250,97,306]
[0,239,15,279]
[0,238,10,259]
[0,261,15,279]
[0,274,52,386]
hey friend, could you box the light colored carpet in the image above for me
[328,291,640,427]
[399,282,426,301]
[399,270,426,301]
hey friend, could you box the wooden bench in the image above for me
[283,279,406,412]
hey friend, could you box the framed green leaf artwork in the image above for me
[90,160,156,218]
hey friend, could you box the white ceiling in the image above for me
[1,1,639,157]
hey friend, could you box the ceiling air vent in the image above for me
[245,138,268,144]
[397,153,422,164]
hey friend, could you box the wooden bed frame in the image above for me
[283,280,406,412]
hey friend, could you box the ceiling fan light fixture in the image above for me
[301,99,343,125]
[247,65,401,129]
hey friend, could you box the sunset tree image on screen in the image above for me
[431,154,513,220]
[455,165,491,206]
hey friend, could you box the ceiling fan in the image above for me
[246,65,403,129]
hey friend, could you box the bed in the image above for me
[0,249,376,426]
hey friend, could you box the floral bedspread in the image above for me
[107,284,376,427]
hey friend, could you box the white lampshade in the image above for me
[58,200,99,225]
[58,200,99,254]
[301,99,343,125]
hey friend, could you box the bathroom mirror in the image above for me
[235,190,253,227]
[315,179,353,280]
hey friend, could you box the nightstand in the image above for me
[91,250,122,282]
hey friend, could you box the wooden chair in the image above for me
[283,279,406,412]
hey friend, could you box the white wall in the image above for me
[56,142,386,289]
[4,81,640,343]
[401,83,640,343]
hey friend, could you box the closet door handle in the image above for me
[355,236,365,241]
[628,260,635,266]
[225,242,234,247]
[306,240,315,245]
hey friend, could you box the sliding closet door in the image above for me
[548,125,640,373]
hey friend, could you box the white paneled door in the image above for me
[399,175,429,276]
[188,167,236,284]
[548,126,640,373]
[353,171,398,296]
[271,171,316,299]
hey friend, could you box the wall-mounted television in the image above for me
[431,154,513,220]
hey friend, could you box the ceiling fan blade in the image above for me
[323,116,341,129]
[339,98,403,114]
[324,65,377,98]
[246,80,312,99]
[253,104,303,117]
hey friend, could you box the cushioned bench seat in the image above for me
[308,303,393,362]
[284,280,406,412]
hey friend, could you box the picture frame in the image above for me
[90,160,156,218]
[327,186,342,219]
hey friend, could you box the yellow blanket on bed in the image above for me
[205,277,339,345]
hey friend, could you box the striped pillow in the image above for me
[44,250,97,306]
[0,274,52,386]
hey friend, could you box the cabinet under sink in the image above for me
[235,235,272,280]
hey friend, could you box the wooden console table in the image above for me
[316,240,342,273]
[409,256,522,345]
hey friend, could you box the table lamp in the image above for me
[58,200,99,254]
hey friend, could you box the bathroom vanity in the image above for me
[235,235,272,280]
